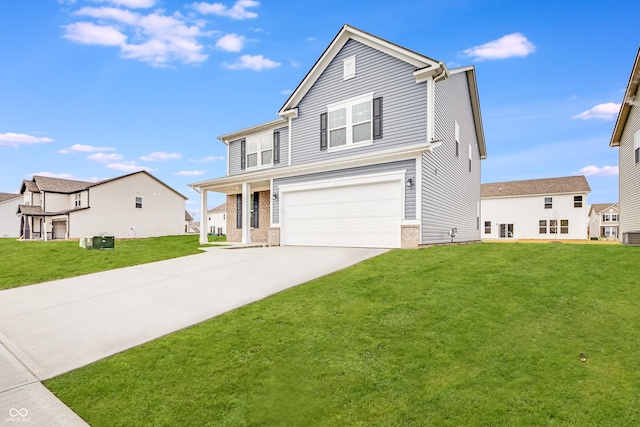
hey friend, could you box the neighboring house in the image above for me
[17,171,186,240]
[588,203,619,239]
[185,210,196,233]
[0,193,22,238]
[610,47,640,244]
[190,25,487,248]
[207,203,226,235]
[481,176,591,240]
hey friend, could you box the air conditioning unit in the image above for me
[79,236,115,250]
[622,231,640,245]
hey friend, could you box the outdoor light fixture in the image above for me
[272,193,278,200]
[406,178,414,187]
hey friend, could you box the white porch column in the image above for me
[242,182,251,244]
[199,188,208,245]
[43,219,48,241]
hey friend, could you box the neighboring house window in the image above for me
[635,130,640,164]
[245,132,273,169]
[550,219,557,234]
[539,220,547,234]
[544,197,552,209]
[135,196,142,209]
[635,147,640,164]
[455,120,460,157]
[484,221,491,234]
[343,55,356,80]
[75,193,81,207]
[612,214,618,221]
[574,196,582,208]
[603,226,617,237]
[560,219,569,234]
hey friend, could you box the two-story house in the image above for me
[588,202,619,239]
[610,47,640,244]
[207,203,227,236]
[0,193,22,238]
[17,171,186,240]
[481,176,591,240]
[191,25,487,248]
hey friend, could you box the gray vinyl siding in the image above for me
[618,84,640,234]
[291,39,427,166]
[272,159,416,224]
[422,71,481,244]
[228,126,289,176]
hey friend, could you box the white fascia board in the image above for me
[277,169,407,193]
[218,118,287,144]
[481,191,590,200]
[191,141,433,191]
[278,25,440,116]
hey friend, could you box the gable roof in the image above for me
[21,180,40,193]
[481,176,591,198]
[185,210,193,221]
[208,202,226,214]
[88,170,187,200]
[449,66,487,160]
[278,24,445,116]
[610,46,640,147]
[589,202,619,216]
[0,193,21,203]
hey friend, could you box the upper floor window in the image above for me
[455,120,460,157]
[246,132,273,169]
[574,195,582,208]
[75,193,81,207]
[603,214,618,222]
[343,56,356,80]
[135,196,142,209]
[635,130,640,164]
[24,192,30,205]
[544,197,552,209]
[328,93,373,150]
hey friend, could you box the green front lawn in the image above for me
[0,235,206,290]
[45,243,640,426]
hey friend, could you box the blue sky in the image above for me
[1,0,637,218]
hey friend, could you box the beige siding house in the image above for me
[17,171,186,239]
[610,47,640,244]
[207,203,226,235]
[588,203,619,239]
[481,176,591,240]
[0,193,22,238]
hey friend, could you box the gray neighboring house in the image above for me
[610,47,640,244]
[0,192,22,238]
[191,24,487,248]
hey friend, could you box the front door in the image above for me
[499,224,514,238]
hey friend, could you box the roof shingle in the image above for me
[481,176,591,198]
[0,193,21,203]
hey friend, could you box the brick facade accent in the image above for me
[268,227,280,246]
[401,224,420,248]
[226,191,271,243]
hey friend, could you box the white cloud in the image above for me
[223,54,280,71]
[59,144,115,153]
[173,170,205,176]
[28,171,74,179]
[140,151,182,161]
[94,0,156,8]
[573,165,619,177]
[189,155,225,163]
[192,0,259,19]
[87,152,124,162]
[280,89,293,95]
[306,37,316,42]
[62,22,127,46]
[572,102,621,121]
[0,132,54,147]
[216,33,245,52]
[463,33,536,61]
[106,161,154,172]
[63,7,208,66]
[289,59,301,67]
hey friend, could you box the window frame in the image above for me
[550,219,557,234]
[245,130,274,170]
[74,193,81,208]
[560,219,569,234]
[484,221,491,234]
[343,55,356,80]
[326,92,375,152]
[539,220,547,234]
[544,197,553,209]
[573,195,582,208]
[135,196,142,209]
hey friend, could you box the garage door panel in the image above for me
[281,180,402,248]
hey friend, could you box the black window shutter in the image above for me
[252,192,259,228]
[240,139,246,170]
[273,131,280,164]
[236,194,242,228]
[320,113,327,150]
[373,97,383,140]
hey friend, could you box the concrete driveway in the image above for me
[0,246,386,425]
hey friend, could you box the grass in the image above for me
[0,235,206,290]
[208,234,227,243]
[45,243,640,426]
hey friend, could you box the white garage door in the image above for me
[281,180,402,248]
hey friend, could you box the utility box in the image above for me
[80,236,115,250]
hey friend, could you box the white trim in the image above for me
[199,190,208,244]
[245,163,274,173]
[634,129,640,150]
[241,183,251,244]
[415,155,422,243]
[278,169,407,194]
[426,77,434,142]
[327,92,374,110]
[226,144,230,176]
[218,118,287,144]
[402,219,420,226]
[327,92,374,150]
[327,140,373,153]
[288,117,292,166]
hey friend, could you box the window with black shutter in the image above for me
[320,113,327,150]
[373,97,382,140]
[273,131,280,164]
[240,139,246,170]
[251,192,259,228]
[236,194,242,228]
